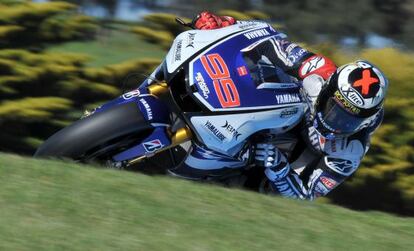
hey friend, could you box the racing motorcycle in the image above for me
[35,20,308,185]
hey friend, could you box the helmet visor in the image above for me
[315,97,367,136]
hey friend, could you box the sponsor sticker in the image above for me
[320,176,337,189]
[326,157,356,176]
[139,98,153,120]
[221,121,241,140]
[122,89,140,100]
[238,21,260,29]
[334,90,361,114]
[237,66,248,76]
[195,72,210,99]
[340,85,365,107]
[280,107,299,118]
[308,126,321,151]
[174,40,183,62]
[186,32,196,48]
[315,181,329,195]
[288,47,307,63]
[300,56,325,77]
[243,28,270,40]
[275,93,301,104]
[143,139,163,153]
[205,120,226,142]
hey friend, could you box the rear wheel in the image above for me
[34,102,154,162]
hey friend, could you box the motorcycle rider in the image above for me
[163,12,388,200]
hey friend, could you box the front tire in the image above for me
[34,102,153,161]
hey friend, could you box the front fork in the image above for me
[114,82,192,167]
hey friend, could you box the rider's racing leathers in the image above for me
[165,20,383,200]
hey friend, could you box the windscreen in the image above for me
[242,50,296,87]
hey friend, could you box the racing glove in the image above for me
[193,11,236,30]
[255,143,290,181]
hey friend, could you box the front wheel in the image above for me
[34,102,154,162]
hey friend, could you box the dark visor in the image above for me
[316,97,367,135]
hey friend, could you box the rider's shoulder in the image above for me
[320,137,364,176]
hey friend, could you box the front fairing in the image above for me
[95,88,171,125]
[90,88,173,162]
[173,23,308,154]
[184,25,302,112]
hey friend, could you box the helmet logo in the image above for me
[334,90,361,114]
[352,69,379,97]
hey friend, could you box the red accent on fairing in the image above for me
[213,79,240,108]
[237,66,248,76]
[201,53,241,108]
[299,55,337,80]
[201,54,230,80]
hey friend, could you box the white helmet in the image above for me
[313,60,388,138]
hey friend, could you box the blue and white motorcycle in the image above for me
[35,20,307,181]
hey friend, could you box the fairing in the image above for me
[187,25,303,112]
[189,105,305,155]
[96,21,308,161]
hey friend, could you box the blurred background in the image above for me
[0,0,413,215]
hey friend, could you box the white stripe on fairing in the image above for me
[256,82,299,90]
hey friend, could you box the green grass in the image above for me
[47,30,166,67]
[0,153,413,251]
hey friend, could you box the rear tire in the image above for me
[34,102,153,161]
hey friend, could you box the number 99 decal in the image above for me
[201,54,240,108]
